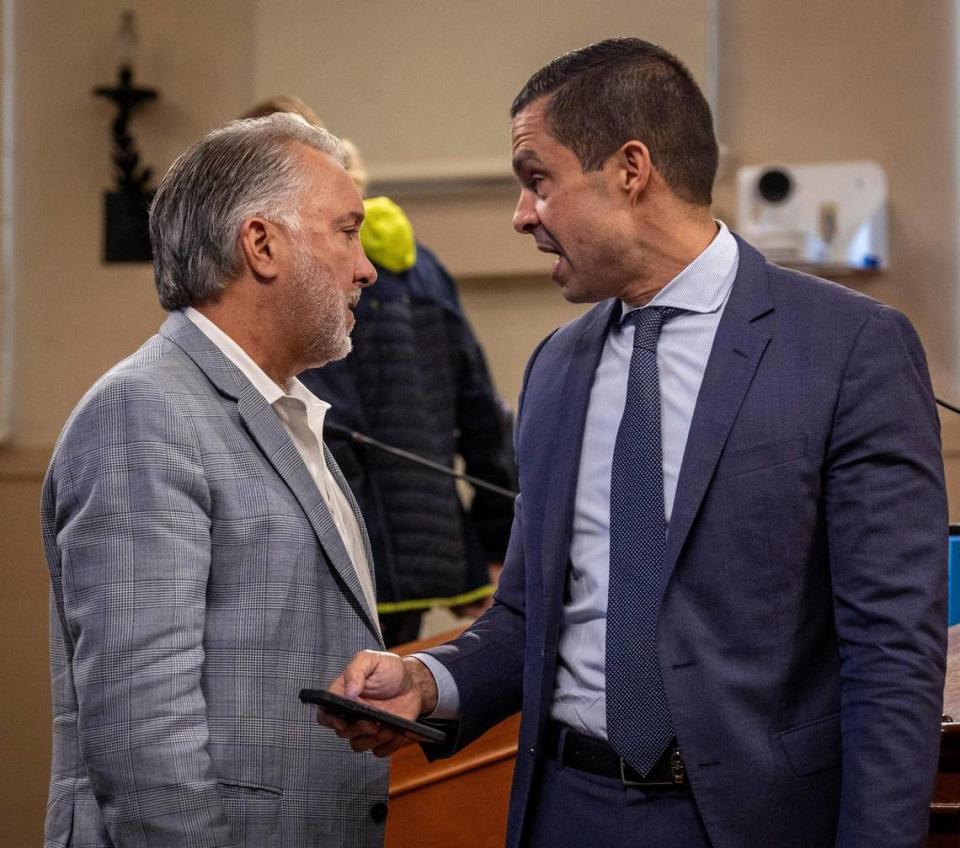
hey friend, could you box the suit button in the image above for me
[370,802,388,823]
[529,746,536,757]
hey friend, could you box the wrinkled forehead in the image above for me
[510,98,575,178]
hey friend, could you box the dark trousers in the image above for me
[525,756,713,848]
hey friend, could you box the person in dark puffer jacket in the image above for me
[303,213,516,646]
[243,97,517,646]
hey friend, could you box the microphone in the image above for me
[938,396,960,416]
[325,395,960,502]
[323,421,518,501]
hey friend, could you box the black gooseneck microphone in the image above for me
[323,421,518,501]
[326,395,960,503]
[938,397,960,416]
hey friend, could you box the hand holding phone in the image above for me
[300,688,448,745]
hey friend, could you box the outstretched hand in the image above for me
[318,651,440,758]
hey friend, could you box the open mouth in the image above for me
[535,241,567,280]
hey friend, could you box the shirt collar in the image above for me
[183,307,329,415]
[620,220,738,321]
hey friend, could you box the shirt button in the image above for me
[370,801,388,823]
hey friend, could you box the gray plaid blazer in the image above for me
[41,311,389,847]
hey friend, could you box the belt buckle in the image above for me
[670,747,686,785]
[619,748,686,787]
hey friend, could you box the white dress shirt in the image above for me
[184,307,378,620]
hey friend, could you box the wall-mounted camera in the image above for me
[736,161,888,272]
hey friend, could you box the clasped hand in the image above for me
[317,650,440,758]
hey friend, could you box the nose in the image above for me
[512,189,539,234]
[356,252,377,288]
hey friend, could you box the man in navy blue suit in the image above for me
[326,38,948,847]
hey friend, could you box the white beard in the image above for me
[285,245,354,368]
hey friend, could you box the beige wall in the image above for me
[3,1,960,843]
[252,0,709,182]
[13,0,257,448]
[715,1,959,386]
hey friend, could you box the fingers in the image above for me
[317,713,410,757]
[340,720,404,754]
[341,650,383,698]
[326,674,348,694]
[312,650,425,755]
[313,707,354,731]
[337,649,408,699]
[371,735,413,758]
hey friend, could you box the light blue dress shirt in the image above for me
[421,223,739,725]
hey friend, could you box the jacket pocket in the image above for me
[779,712,841,775]
[217,780,283,848]
[716,433,807,480]
[217,779,284,798]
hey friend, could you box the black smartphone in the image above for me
[299,689,448,745]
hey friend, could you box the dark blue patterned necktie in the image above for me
[606,305,683,776]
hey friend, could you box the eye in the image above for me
[527,174,545,196]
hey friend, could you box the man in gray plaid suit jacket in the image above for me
[41,114,389,846]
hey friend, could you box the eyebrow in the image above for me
[512,149,542,174]
[334,211,364,227]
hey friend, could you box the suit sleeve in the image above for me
[825,306,947,847]
[423,494,527,753]
[47,375,234,846]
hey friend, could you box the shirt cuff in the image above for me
[410,652,461,720]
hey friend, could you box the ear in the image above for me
[612,140,652,204]
[238,217,282,282]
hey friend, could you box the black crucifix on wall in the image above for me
[94,36,158,263]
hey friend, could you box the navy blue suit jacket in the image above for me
[427,239,948,847]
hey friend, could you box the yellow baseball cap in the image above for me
[360,196,417,273]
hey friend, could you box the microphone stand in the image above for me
[323,422,518,501]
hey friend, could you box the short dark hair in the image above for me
[511,38,718,206]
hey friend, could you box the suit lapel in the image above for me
[160,311,382,640]
[236,390,381,637]
[540,301,619,627]
[663,239,774,583]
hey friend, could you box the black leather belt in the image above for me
[545,721,686,787]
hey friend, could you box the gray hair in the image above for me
[149,113,347,310]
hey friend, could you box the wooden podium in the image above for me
[386,629,519,848]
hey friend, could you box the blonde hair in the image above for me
[242,95,369,195]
